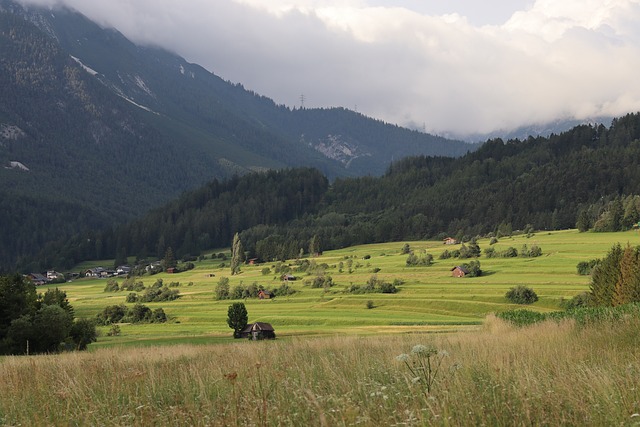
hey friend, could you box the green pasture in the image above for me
[44,229,640,347]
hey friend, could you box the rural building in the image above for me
[27,273,48,285]
[258,290,271,299]
[451,266,470,278]
[443,237,459,245]
[281,274,297,281]
[240,322,276,340]
[46,270,64,281]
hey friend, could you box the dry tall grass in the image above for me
[1,316,638,426]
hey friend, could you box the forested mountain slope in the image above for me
[0,0,470,271]
[36,113,640,271]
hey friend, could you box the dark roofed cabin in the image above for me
[240,322,276,340]
[451,266,470,278]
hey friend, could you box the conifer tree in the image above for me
[590,243,622,306]
[613,244,640,305]
[163,247,176,270]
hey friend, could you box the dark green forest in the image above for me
[0,1,473,272]
[16,112,640,272]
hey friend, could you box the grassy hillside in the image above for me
[44,229,640,347]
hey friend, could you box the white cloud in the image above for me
[15,0,640,137]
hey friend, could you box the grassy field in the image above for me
[2,229,640,425]
[40,229,640,347]
[0,313,638,425]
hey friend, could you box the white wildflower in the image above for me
[396,353,410,362]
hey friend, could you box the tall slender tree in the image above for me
[230,233,244,275]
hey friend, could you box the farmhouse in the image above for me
[451,266,470,278]
[240,322,276,340]
[443,237,459,245]
[26,273,48,285]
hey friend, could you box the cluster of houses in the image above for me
[83,265,132,278]
[25,271,67,286]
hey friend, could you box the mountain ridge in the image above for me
[0,0,472,271]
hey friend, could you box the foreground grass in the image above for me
[1,314,638,426]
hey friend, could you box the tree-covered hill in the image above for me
[0,0,471,271]
[31,113,640,271]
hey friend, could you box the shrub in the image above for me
[125,293,138,303]
[270,283,296,297]
[103,280,119,292]
[106,324,121,336]
[139,285,180,302]
[120,278,145,292]
[505,285,538,304]
[215,277,230,300]
[366,300,375,309]
[95,304,127,325]
[311,274,333,289]
[496,309,546,326]
[576,259,599,275]
[461,260,482,277]
[561,292,593,310]
[439,249,451,259]
[150,308,167,323]
[502,247,518,258]
[406,251,433,267]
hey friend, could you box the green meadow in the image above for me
[3,229,640,426]
[45,229,640,347]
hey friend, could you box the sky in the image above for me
[18,0,640,138]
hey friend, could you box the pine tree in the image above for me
[163,247,176,270]
[230,233,244,275]
[590,243,622,306]
[613,244,640,305]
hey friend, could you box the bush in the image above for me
[366,300,375,309]
[496,309,546,326]
[505,285,538,304]
[106,324,121,336]
[502,247,519,258]
[561,292,592,310]
[215,277,230,300]
[346,275,398,294]
[120,278,145,292]
[139,284,180,302]
[95,304,127,325]
[576,259,599,275]
[461,260,482,277]
[103,280,119,292]
[311,274,333,289]
[406,251,433,267]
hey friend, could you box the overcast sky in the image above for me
[19,0,640,137]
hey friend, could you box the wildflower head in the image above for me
[396,353,410,362]
[411,344,437,356]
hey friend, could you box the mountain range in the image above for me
[0,0,472,270]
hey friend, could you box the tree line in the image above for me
[19,113,640,271]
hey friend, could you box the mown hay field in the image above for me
[46,229,640,346]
